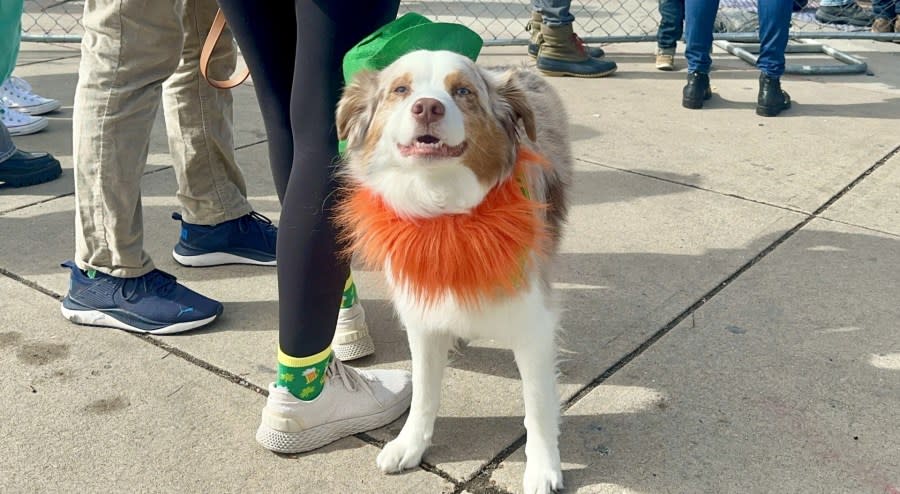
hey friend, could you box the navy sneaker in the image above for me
[171,211,277,267]
[60,260,223,334]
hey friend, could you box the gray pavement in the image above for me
[1,39,898,494]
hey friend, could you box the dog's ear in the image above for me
[336,70,380,147]
[494,70,537,143]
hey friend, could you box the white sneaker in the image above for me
[1,76,61,115]
[333,302,375,361]
[0,101,48,136]
[256,358,412,453]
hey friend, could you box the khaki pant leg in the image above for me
[162,0,251,225]
[73,0,184,277]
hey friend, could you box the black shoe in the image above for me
[814,3,874,26]
[0,150,62,187]
[682,71,712,109]
[756,73,791,117]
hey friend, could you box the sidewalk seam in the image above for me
[458,141,900,494]
[575,156,811,215]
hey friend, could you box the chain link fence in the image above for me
[20,0,899,44]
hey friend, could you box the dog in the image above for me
[335,50,572,494]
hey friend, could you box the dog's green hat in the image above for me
[339,13,483,153]
[342,12,483,83]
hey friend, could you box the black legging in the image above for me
[216,0,400,357]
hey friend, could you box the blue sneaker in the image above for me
[59,260,223,334]
[171,211,277,267]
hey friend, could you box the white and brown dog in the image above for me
[335,50,572,494]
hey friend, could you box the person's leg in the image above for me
[64,0,222,334]
[756,0,792,116]
[757,0,792,79]
[534,0,617,76]
[815,0,874,25]
[0,0,22,83]
[683,0,719,74]
[658,0,684,50]
[218,0,410,454]
[682,0,717,108]
[276,0,401,358]
[533,0,576,26]
[162,0,251,225]
[73,0,185,277]
[163,0,276,268]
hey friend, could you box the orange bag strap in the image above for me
[200,9,250,89]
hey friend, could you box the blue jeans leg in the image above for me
[658,0,686,49]
[684,0,720,73]
[871,0,896,18]
[533,0,576,26]
[757,0,792,78]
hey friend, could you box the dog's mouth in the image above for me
[397,135,467,159]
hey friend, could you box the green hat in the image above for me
[338,13,483,154]
[342,12,483,83]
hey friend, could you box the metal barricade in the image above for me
[20,0,900,44]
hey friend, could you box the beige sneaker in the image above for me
[872,16,892,32]
[333,302,375,361]
[256,358,412,453]
[655,47,676,71]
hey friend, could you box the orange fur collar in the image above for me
[336,148,549,307]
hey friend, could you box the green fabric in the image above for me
[277,350,332,401]
[341,276,358,309]
[337,12,484,154]
[0,0,23,82]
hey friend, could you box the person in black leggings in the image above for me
[216,0,412,453]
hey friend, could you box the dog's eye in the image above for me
[454,87,472,97]
[393,85,409,94]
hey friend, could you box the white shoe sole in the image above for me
[333,334,375,361]
[6,117,48,136]
[12,99,62,115]
[255,392,411,454]
[172,249,276,267]
[60,305,218,335]
[333,304,375,361]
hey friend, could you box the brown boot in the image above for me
[872,16,893,33]
[536,23,617,77]
[527,13,605,59]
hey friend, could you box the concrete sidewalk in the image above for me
[1,39,898,494]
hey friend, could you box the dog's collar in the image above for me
[336,147,549,307]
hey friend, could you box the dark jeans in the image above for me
[685,0,792,77]
[872,0,897,18]
[658,0,685,49]
[216,0,400,357]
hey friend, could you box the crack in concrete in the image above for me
[2,141,897,493]
[457,142,900,493]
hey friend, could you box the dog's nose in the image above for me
[411,98,445,124]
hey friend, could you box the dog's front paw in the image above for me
[523,458,564,494]
[376,435,428,473]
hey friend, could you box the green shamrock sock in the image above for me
[277,346,332,401]
[341,275,358,309]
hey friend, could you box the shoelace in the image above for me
[326,358,376,400]
[121,269,178,301]
[5,76,33,93]
[238,211,277,235]
[572,34,589,56]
